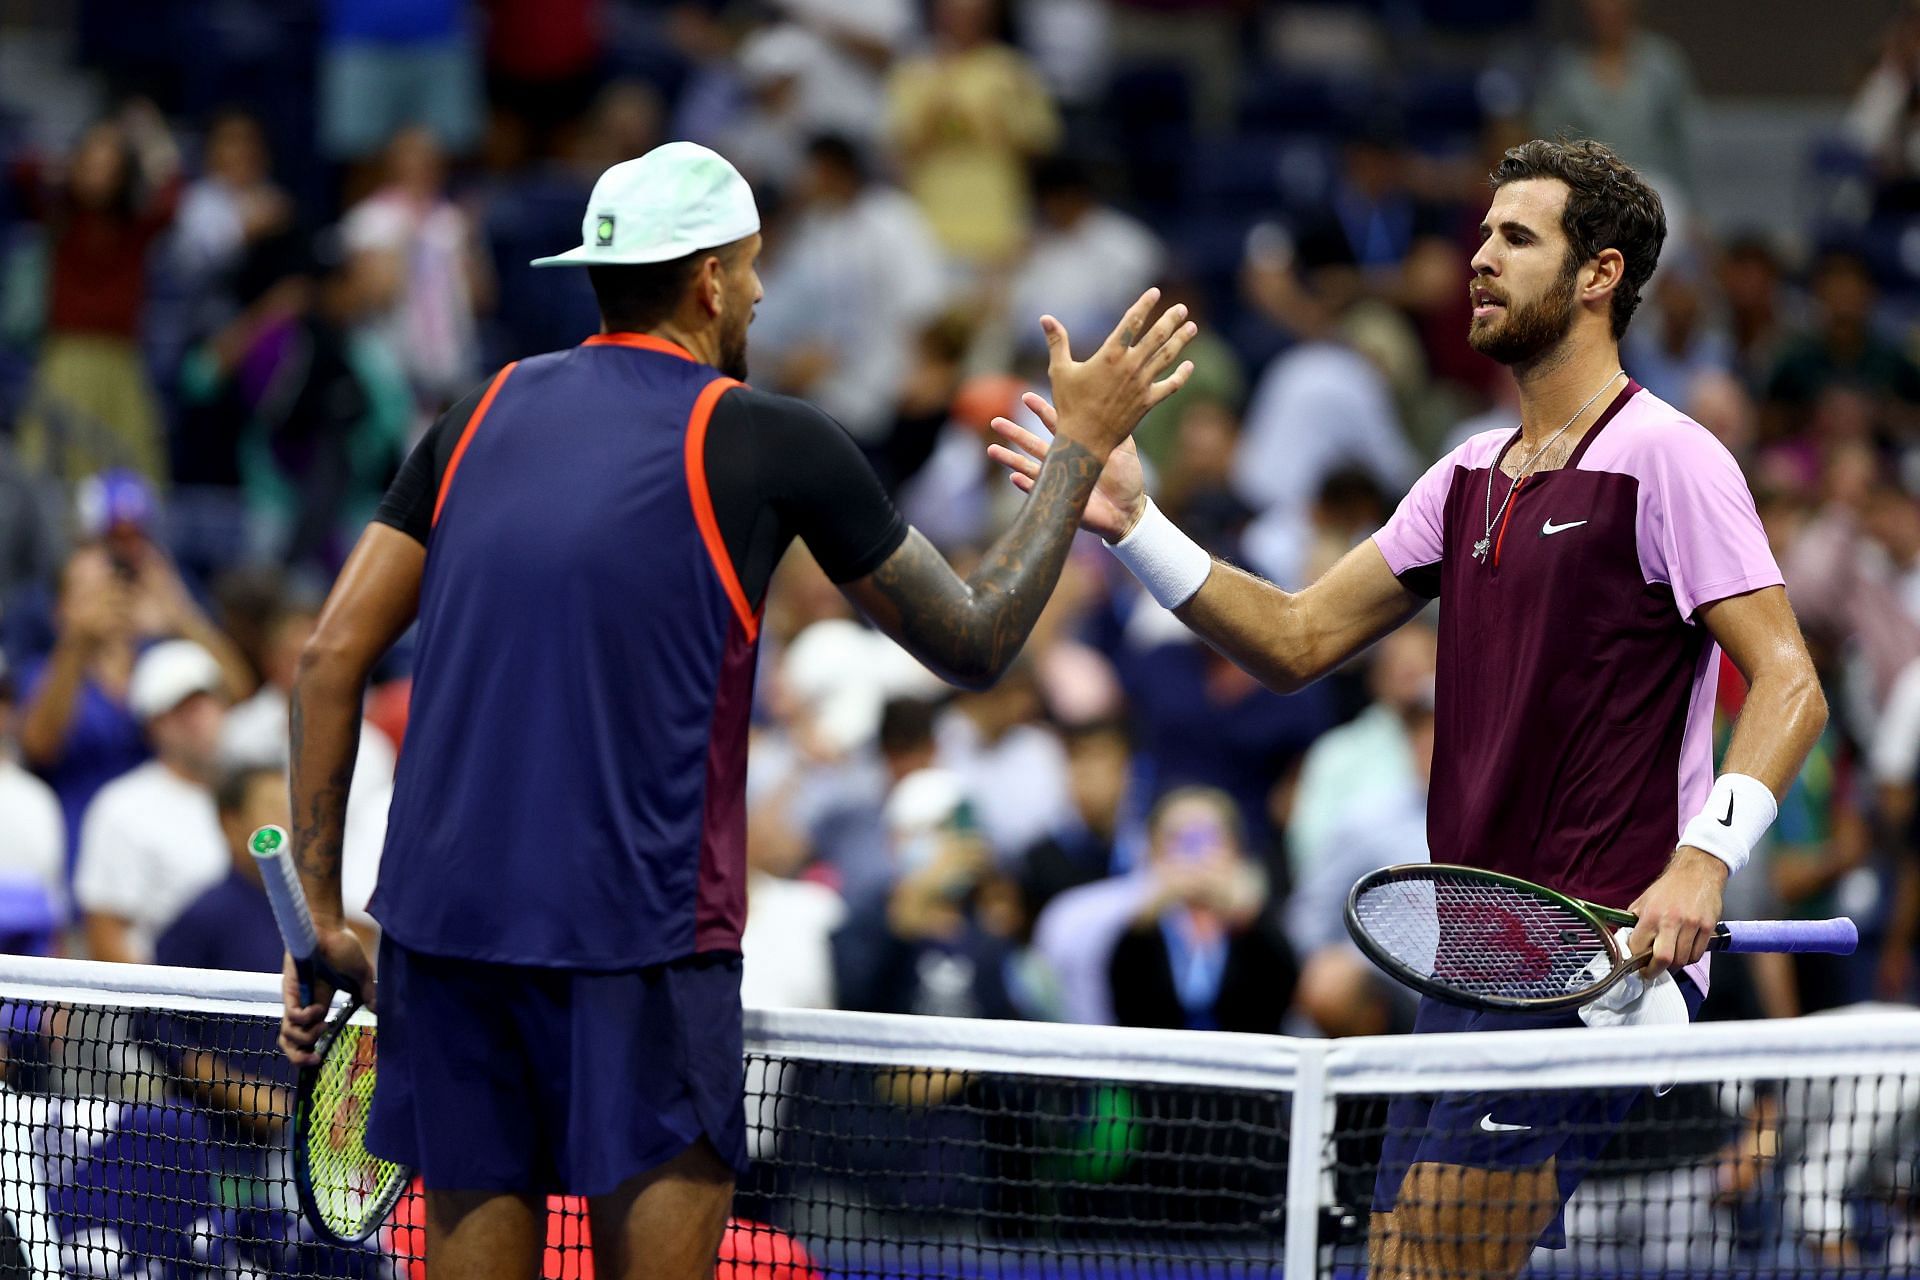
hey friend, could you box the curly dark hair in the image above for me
[1490,137,1666,339]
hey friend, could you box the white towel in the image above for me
[1578,928,1689,1093]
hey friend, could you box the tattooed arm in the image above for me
[280,523,421,1062]
[842,290,1197,688]
[289,524,423,921]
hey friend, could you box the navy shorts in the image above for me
[1371,973,1703,1249]
[366,938,750,1196]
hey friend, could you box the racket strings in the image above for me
[302,1018,407,1239]
[1352,873,1613,1002]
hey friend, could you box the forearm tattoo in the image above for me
[288,679,362,917]
[866,438,1104,687]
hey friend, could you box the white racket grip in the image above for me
[250,825,319,962]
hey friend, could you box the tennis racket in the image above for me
[250,824,411,1244]
[1345,863,1858,1013]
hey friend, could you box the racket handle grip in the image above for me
[1719,917,1859,955]
[250,825,320,1003]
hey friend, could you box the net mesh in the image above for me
[1349,871,1614,1004]
[0,961,1917,1279]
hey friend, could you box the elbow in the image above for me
[940,654,1005,694]
[293,628,370,698]
[1803,668,1830,737]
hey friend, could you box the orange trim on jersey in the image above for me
[584,332,698,362]
[431,362,519,529]
[684,377,757,642]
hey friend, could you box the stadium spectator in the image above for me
[804,696,941,909]
[1110,615,1339,851]
[169,108,293,340]
[1029,861,1152,1025]
[481,0,607,157]
[1777,463,1920,728]
[934,660,1074,863]
[0,657,65,957]
[1294,118,1457,289]
[1286,619,1437,887]
[753,134,947,442]
[240,234,413,573]
[1624,252,1733,408]
[1243,464,1393,597]
[1288,702,1434,1038]
[155,763,292,976]
[1230,312,1419,567]
[1717,235,1792,400]
[1107,787,1295,1034]
[832,769,1025,1020]
[734,1,916,161]
[341,126,489,415]
[1764,246,1920,434]
[741,779,846,1012]
[15,546,146,861]
[14,102,180,489]
[17,487,248,861]
[220,593,393,924]
[1016,718,1130,922]
[886,0,1061,269]
[72,641,230,964]
[1843,0,1920,209]
[1532,0,1701,198]
[1006,156,1166,364]
[317,0,483,164]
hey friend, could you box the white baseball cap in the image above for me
[530,141,760,268]
[129,640,224,722]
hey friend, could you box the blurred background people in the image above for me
[71,640,229,964]
[1108,787,1294,1034]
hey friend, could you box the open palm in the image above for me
[988,392,1146,543]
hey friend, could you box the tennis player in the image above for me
[989,137,1828,1278]
[276,141,1195,1280]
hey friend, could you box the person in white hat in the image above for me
[277,138,1195,1280]
[72,640,231,965]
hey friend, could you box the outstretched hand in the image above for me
[1036,288,1196,461]
[988,393,1145,543]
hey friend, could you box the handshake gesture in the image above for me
[1029,287,1192,447]
[987,287,1187,543]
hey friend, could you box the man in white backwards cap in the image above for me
[278,139,1197,1279]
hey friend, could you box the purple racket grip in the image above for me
[1719,917,1858,955]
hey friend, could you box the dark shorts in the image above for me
[366,938,749,1196]
[1370,973,1704,1249]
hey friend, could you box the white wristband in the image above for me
[1107,498,1213,611]
[1677,773,1777,878]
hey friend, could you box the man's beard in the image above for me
[719,317,750,381]
[1468,260,1579,366]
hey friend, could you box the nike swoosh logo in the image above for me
[1540,519,1589,536]
[1717,795,1734,826]
[1478,1113,1532,1133]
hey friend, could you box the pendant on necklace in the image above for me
[1472,536,1491,563]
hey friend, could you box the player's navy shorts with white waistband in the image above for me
[1370,972,1704,1248]
[365,936,750,1195]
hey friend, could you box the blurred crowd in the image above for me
[2,0,1920,1056]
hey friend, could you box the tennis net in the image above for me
[0,955,1917,1278]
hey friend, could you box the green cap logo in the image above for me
[250,826,284,855]
[595,215,616,247]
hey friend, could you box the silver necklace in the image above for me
[1473,369,1625,565]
